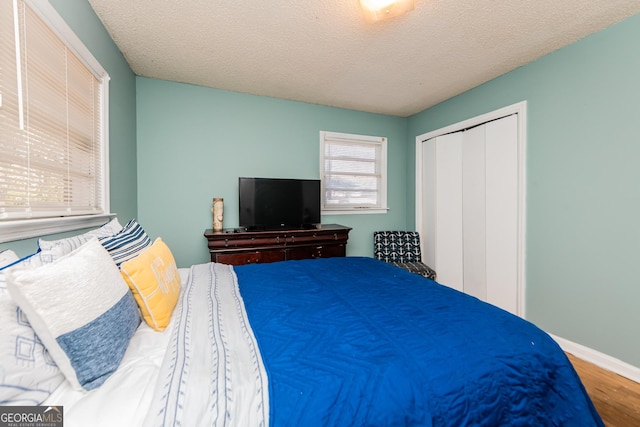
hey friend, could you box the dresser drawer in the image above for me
[287,244,346,260]
[214,250,286,265]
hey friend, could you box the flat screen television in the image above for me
[239,177,321,231]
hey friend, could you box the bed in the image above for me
[0,219,603,426]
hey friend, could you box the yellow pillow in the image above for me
[120,238,181,331]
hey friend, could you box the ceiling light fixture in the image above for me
[359,0,415,22]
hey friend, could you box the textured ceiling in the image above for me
[88,0,640,117]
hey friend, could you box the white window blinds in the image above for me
[0,0,108,221]
[320,131,387,213]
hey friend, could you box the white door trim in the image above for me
[414,101,528,317]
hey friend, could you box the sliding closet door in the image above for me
[433,132,464,293]
[420,139,437,277]
[485,115,518,313]
[421,114,519,315]
[461,125,487,301]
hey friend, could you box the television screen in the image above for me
[239,177,321,230]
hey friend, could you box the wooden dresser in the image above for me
[204,224,351,266]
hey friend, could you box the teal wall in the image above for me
[136,78,408,267]
[0,0,137,257]
[407,14,640,367]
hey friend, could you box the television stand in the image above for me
[204,224,351,266]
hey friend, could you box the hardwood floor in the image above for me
[567,353,640,427]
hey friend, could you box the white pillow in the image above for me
[37,217,123,254]
[0,250,19,268]
[0,250,65,405]
[6,238,141,391]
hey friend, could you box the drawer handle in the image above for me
[224,238,229,247]
[334,233,338,240]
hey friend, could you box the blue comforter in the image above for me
[235,257,603,427]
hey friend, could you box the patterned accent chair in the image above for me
[373,231,437,280]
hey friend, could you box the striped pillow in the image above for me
[100,219,152,267]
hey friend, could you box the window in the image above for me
[320,131,388,214]
[0,0,110,242]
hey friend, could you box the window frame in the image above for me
[319,131,388,215]
[0,0,111,243]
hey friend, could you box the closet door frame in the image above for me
[414,101,527,317]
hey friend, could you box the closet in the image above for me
[416,105,525,316]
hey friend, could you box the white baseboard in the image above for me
[550,334,640,384]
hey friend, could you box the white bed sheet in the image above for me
[42,268,190,427]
